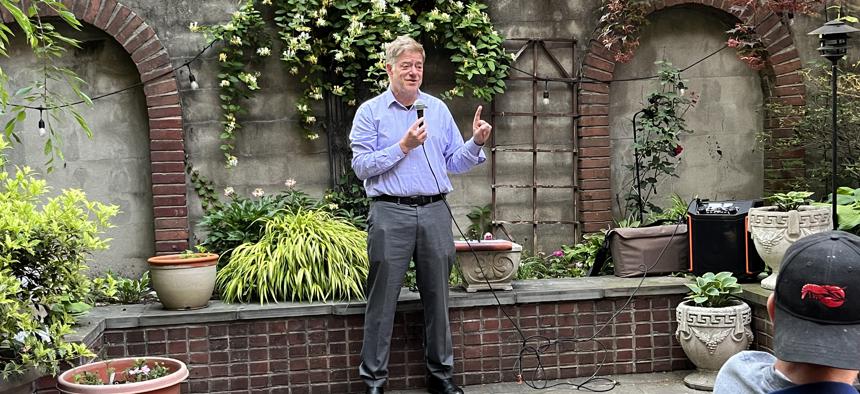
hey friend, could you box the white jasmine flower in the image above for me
[220,79,230,87]
[257,47,271,56]
[224,187,235,197]
[316,17,326,27]
[328,203,339,210]
[219,53,228,62]
[285,179,297,188]
[290,67,299,75]
[223,22,236,31]
[305,115,316,124]
[226,155,238,168]
[332,85,344,95]
[252,188,265,197]
[308,133,319,140]
[348,99,356,106]
[262,0,272,4]
[296,104,309,113]
[188,22,199,32]
[232,11,242,19]
[230,36,242,45]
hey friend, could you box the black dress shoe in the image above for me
[365,387,384,394]
[427,378,464,394]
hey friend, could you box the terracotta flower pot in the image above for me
[57,357,188,394]
[147,252,218,310]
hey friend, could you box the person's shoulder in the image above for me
[771,381,859,394]
[419,92,446,107]
[714,351,777,393]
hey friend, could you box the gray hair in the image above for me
[384,35,425,65]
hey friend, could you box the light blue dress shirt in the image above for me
[349,89,486,197]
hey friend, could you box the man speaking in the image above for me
[349,35,492,394]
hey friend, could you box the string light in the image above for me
[678,82,686,96]
[542,80,549,105]
[37,108,46,137]
[187,64,199,90]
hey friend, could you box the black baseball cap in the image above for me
[773,230,860,371]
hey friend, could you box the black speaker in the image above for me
[687,199,765,281]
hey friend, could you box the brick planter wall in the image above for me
[34,292,691,394]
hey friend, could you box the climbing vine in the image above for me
[195,0,511,166]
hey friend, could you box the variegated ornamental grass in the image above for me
[217,209,368,303]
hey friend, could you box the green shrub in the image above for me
[684,271,742,307]
[565,232,610,275]
[465,204,492,240]
[0,136,118,378]
[766,191,813,212]
[198,190,317,264]
[517,249,587,280]
[217,209,368,303]
[831,186,860,235]
[91,271,153,305]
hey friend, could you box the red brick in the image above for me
[769,48,799,65]
[156,230,188,241]
[150,139,184,151]
[146,92,181,107]
[137,52,170,75]
[579,147,610,157]
[149,117,183,130]
[583,67,612,83]
[775,72,802,86]
[156,240,188,253]
[584,55,615,73]
[116,15,143,46]
[580,179,610,189]
[773,84,805,97]
[579,116,608,127]
[580,189,611,200]
[132,39,162,63]
[579,158,610,169]
[151,150,184,162]
[579,93,609,104]
[772,59,800,76]
[94,1,117,30]
[579,168,610,179]
[580,82,610,94]
[579,137,609,148]
[578,105,608,116]
[151,173,186,184]
[155,218,187,232]
[153,184,186,195]
[151,162,184,173]
[581,200,612,211]
[153,195,187,206]
[105,5,131,36]
[123,26,156,54]
[582,211,612,222]
[579,126,609,137]
[82,0,102,23]
[144,79,178,97]
[150,129,183,140]
[773,96,805,106]
[767,35,792,55]
[154,206,188,217]
[148,105,182,119]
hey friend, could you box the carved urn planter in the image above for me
[454,240,522,292]
[748,205,830,290]
[675,299,752,390]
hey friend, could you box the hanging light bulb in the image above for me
[187,65,199,90]
[542,80,550,105]
[678,82,686,96]
[38,109,46,137]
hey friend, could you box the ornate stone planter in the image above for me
[675,299,752,390]
[454,240,522,292]
[748,205,830,290]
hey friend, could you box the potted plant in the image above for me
[748,191,830,289]
[675,271,752,391]
[57,357,189,394]
[147,250,218,310]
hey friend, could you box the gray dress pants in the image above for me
[359,199,456,387]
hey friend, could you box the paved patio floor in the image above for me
[390,371,710,393]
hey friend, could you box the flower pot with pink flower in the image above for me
[57,357,189,394]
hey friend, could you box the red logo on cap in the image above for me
[801,284,846,308]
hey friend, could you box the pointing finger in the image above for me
[473,105,483,128]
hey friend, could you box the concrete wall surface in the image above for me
[0,1,857,277]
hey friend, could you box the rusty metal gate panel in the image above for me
[491,38,580,252]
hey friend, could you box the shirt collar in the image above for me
[385,88,424,110]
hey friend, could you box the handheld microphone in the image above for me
[415,100,426,126]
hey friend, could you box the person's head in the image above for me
[385,35,425,101]
[767,230,860,373]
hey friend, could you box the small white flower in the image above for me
[316,17,326,27]
[188,22,199,32]
[140,365,151,374]
[257,47,271,56]
[223,22,236,31]
[230,36,242,46]
[13,331,26,343]
[308,133,319,140]
[219,53,228,62]
[232,11,242,19]
[285,179,297,188]
[220,79,230,87]
[305,116,316,124]
[224,187,235,197]
[290,66,299,75]
[262,0,271,4]
[328,203,339,210]
[332,85,344,96]
[252,188,265,197]
[226,155,238,168]
[347,99,356,106]
[296,104,309,113]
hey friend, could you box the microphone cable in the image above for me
[417,122,693,391]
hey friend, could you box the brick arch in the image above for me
[1,0,188,253]
[578,0,806,233]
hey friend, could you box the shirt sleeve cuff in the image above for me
[385,142,407,160]
[465,138,484,157]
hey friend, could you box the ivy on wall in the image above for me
[195,0,511,167]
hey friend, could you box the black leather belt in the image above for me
[373,194,445,206]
